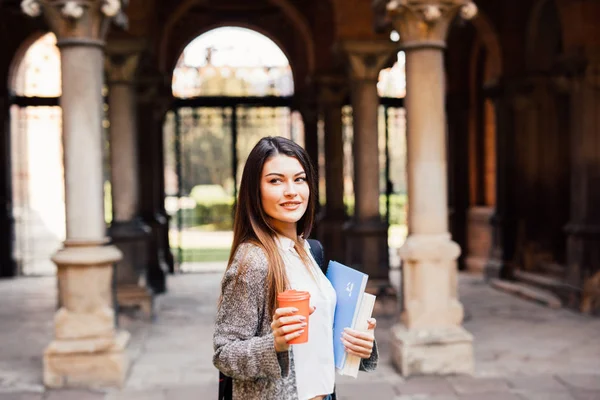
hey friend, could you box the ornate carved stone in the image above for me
[339,40,398,81]
[21,0,42,17]
[105,40,146,84]
[106,53,139,83]
[384,0,478,49]
[20,0,127,45]
[316,75,347,108]
[61,1,84,19]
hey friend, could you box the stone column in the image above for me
[317,75,347,262]
[298,99,321,217]
[485,81,517,280]
[340,40,396,283]
[299,104,319,172]
[561,56,600,313]
[0,87,17,277]
[384,0,477,376]
[106,41,153,319]
[137,70,172,287]
[21,0,129,388]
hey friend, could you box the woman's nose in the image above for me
[283,182,297,196]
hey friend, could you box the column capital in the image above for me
[137,75,173,121]
[21,0,127,47]
[105,40,146,84]
[553,54,600,93]
[338,40,398,81]
[293,86,319,122]
[383,0,477,50]
[316,75,348,107]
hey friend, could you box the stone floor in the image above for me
[0,272,599,400]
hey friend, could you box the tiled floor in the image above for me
[1,273,599,400]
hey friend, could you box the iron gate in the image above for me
[165,96,303,271]
[165,96,406,272]
[340,98,406,226]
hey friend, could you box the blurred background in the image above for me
[0,0,599,399]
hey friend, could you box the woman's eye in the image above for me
[269,178,282,184]
[296,177,307,182]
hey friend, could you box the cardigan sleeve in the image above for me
[213,243,291,381]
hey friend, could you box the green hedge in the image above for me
[195,201,234,229]
[191,185,234,230]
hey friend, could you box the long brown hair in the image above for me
[224,136,317,316]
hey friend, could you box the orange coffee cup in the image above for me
[277,290,311,344]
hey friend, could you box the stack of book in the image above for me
[325,261,376,378]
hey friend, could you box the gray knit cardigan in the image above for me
[213,243,378,400]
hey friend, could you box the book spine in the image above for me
[339,293,376,378]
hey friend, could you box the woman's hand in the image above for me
[271,306,316,353]
[341,318,376,359]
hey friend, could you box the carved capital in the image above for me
[21,0,127,46]
[385,0,477,49]
[339,40,398,81]
[316,75,348,108]
[106,53,139,84]
[105,40,146,84]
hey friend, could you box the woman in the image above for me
[213,136,378,400]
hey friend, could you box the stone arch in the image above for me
[554,0,600,52]
[462,9,502,209]
[158,0,315,77]
[167,22,297,92]
[469,10,503,83]
[7,31,65,276]
[446,9,502,273]
[525,0,563,71]
[7,30,50,92]
[266,0,315,73]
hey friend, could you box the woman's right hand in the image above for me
[271,307,309,353]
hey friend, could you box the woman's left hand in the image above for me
[341,318,376,359]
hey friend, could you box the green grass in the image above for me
[172,247,231,263]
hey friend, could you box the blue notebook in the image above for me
[325,261,369,370]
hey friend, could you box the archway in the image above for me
[157,0,318,92]
[164,27,302,272]
[445,10,503,273]
[9,32,64,276]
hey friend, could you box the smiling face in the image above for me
[260,154,310,236]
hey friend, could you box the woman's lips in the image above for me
[280,202,302,210]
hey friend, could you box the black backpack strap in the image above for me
[218,371,232,400]
[307,238,326,274]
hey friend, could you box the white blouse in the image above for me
[276,236,337,400]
